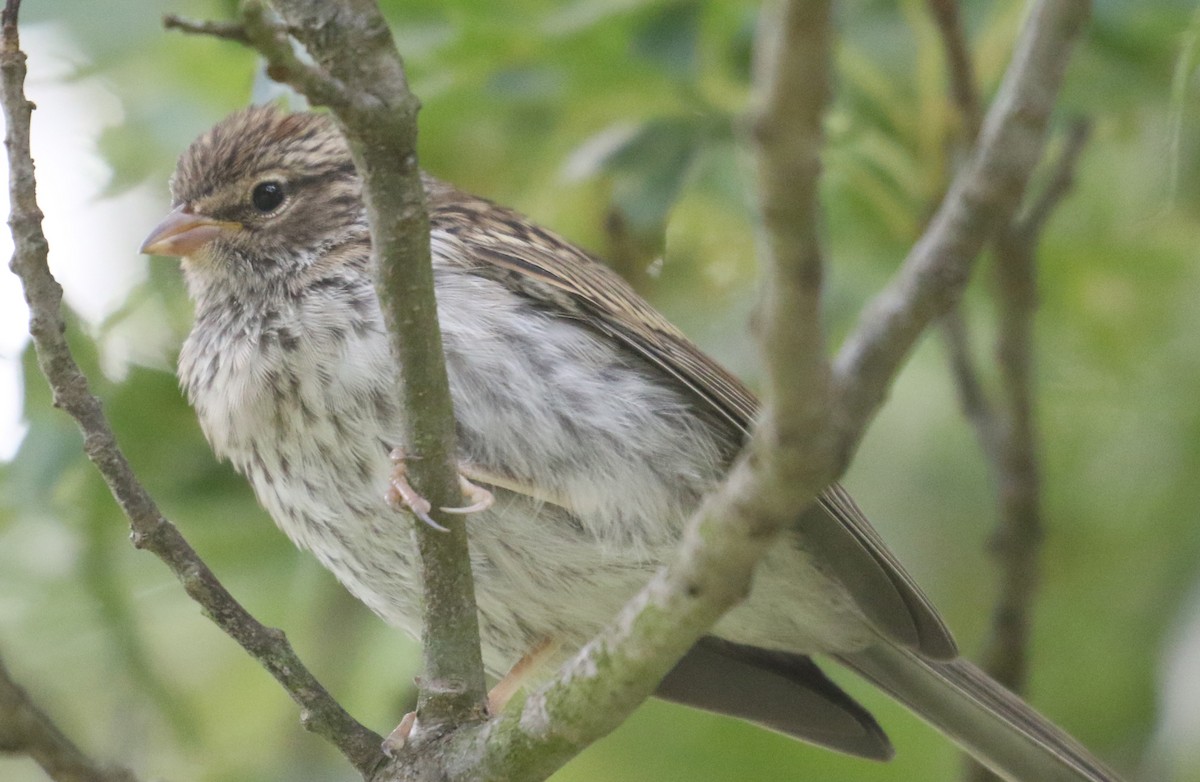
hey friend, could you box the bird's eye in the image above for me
[251,181,286,213]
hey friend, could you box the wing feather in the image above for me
[427,178,956,659]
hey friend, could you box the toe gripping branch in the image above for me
[387,448,494,532]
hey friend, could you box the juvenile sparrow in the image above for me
[141,107,1119,782]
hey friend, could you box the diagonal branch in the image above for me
[927,0,1006,470]
[0,650,139,782]
[922,10,1092,779]
[0,3,384,775]
[832,0,1090,459]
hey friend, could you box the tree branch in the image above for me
[919,10,1092,781]
[161,13,249,44]
[926,0,1006,468]
[832,0,1090,458]
[980,118,1091,691]
[0,3,384,775]
[428,4,840,778]
[0,650,138,782]
[233,0,492,733]
[940,307,1003,456]
[749,0,835,477]
[965,123,1091,782]
[927,0,982,140]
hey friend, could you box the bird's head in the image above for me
[141,106,366,293]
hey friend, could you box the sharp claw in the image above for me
[388,449,492,529]
[440,476,495,515]
[412,505,451,533]
[387,450,450,533]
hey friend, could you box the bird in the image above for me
[140,105,1120,782]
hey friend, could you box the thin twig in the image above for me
[927,0,982,140]
[1,3,384,775]
[832,0,1090,461]
[162,13,249,44]
[940,307,1002,456]
[962,119,1090,782]
[1018,119,1092,239]
[239,2,352,110]
[0,650,138,782]
[974,114,1091,691]
[927,0,1004,469]
[923,8,1093,781]
[980,118,1090,692]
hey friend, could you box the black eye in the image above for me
[251,181,286,213]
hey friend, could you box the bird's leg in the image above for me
[381,638,559,756]
[458,463,574,512]
[386,447,495,532]
[386,448,442,530]
[382,711,420,757]
[487,637,560,715]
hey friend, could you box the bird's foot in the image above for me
[387,448,495,532]
[380,639,556,756]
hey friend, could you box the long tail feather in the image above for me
[838,644,1121,782]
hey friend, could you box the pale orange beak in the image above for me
[140,205,240,257]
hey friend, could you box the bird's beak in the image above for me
[140,205,240,257]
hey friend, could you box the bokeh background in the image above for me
[1,1,1197,780]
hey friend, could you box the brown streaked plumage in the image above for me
[141,106,1120,782]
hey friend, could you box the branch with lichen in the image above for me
[0,1,384,776]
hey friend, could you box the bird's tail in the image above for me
[837,644,1122,782]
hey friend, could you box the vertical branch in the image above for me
[749,0,835,474]
[927,0,983,139]
[941,308,1002,456]
[926,0,1002,460]
[961,128,1091,782]
[248,0,490,731]
[975,118,1092,693]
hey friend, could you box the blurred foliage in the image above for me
[2,1,1199,781]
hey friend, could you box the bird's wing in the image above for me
[659,636,893,760]
[427,179,956,659]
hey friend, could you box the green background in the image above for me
[1,1,1197,781]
